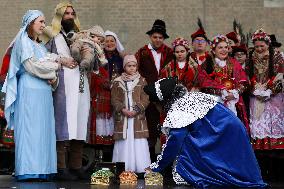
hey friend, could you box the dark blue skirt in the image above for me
[175,103,267,188]
[152,103,267,188]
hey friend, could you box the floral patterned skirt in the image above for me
[250,93,284,150]
[88,112,114,145]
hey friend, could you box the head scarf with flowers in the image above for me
[251,28,271,44]
[172,37,190,51]
[210,34,229,49]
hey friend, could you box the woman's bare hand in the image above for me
[225,92,236,101]
[58,57,78,69]
[128,111,137,118]
[145,167,152,174]
[48,78,57,85]
[81,44,93,54]
[255,95,269,102]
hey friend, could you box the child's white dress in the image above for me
[112,80,151,173]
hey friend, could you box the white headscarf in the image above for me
[105,30,125,53]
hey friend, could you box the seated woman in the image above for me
[144,78,267,188]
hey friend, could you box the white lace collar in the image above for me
[215,57,226,68]
[163,92,218,129]
[177,61,186,69]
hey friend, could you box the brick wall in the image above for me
[1,0,284,61]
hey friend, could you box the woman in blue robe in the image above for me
[144,78,267,189]
[2,10,62,181]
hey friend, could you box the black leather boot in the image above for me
[70,168,90,180]
[55,168,78,181]
[149,146,157,162]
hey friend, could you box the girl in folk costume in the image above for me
[88,26,115,146]
[111,55,151,173]
[198,35,250,131]
[247,29,284,180]
[160,37,194,90]
[159,38,194,146]
[89,68,114,145]
[2,10,69,180]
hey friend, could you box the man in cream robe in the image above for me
[44,2,90,180]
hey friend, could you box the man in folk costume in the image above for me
[269,34,283,57]
[226,20,243,55]
[226,31,240,54]
[189,18,210,90]
[135,19,173,161]
[232,44,251,121]
[232,44,248,70]
[44,2,90,180]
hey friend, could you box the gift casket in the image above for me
[90,168,115,185]
[119,171,138,185]
[145,172,163,186]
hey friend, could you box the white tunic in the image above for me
[54,33,90,141]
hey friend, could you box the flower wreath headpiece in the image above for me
[251,28,271,43]
[210,34,229,49]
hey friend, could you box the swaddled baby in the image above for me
[67,25,108,71]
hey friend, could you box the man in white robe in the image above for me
[44,2,90,180]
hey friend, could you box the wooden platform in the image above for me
[1,175,284,189]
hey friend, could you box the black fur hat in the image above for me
[269,34,282,48]
[146,19,169,39]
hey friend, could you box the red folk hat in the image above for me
[191,28,208,41]
[232,44,248,55]
[226,32,239,44]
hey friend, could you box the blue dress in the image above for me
[14,42,57,180]
[150,92,267,188]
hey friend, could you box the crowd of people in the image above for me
[0,1,283,188]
